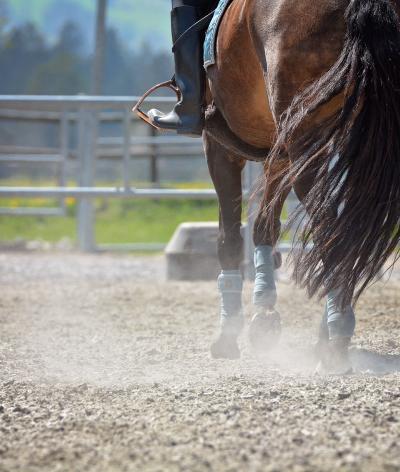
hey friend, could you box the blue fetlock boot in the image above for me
[316,289,355,375]
[217,270,244,336]
[253,245,277,308]
[326,289,356,340]
[249,245,281,352]
[210,270,243,359]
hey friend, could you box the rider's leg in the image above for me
[173,0,217,14]
[147,0,218,136]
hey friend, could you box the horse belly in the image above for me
[207,0,276,149]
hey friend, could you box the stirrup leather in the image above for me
[132,80,181,130]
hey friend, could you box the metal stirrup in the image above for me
[132,80,181,130]
[132,10,215,127]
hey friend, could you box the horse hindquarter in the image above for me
[263,0,400,306]
[206,0,276,149]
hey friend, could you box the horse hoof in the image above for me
[315,337,353,375]
[249,310,281,353]
[210,333,240,360]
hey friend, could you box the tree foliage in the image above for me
[0,20,173,95]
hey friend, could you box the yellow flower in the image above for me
[66,197,76,206]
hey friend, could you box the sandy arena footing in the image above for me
[0,252,399,471]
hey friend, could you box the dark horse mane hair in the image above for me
[266,0,400,307]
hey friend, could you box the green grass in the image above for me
[0,181,219,245]
[0,199,219,244]
[96,198,218,244]
[0,179,293,247]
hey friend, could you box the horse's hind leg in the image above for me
[315,290,355,374]
[249,161,290,353]
[293,180,355,374]
[204,134,245,360]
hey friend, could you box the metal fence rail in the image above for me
[0,187,218,199]
[0,95,222,252]
[0,95,298,269]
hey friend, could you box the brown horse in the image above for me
[202,0,400,372]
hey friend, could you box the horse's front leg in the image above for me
[249,161,290,353]
[204,134,245,359]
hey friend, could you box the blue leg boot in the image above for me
[326,289,356,340]
[249,245,281,352]
[210,270,244,359]
[316,289,356,375]
[253,245,277,308]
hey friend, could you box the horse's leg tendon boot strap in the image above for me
[253,245,277,308]
[217,270,244,336]
[326,289,356,340]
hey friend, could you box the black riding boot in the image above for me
[148,3,208,137]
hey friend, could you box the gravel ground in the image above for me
[0,252,399,472]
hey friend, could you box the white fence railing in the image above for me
[0,95,299,273]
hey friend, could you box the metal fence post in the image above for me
[123,109,131,190]
[77,108,96,251]
[244,161,263,280]
[59,111,68,214]
[149,126,159,185]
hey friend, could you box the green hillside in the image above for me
[5,0,171,51]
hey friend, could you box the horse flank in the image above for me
[265,0,400,307]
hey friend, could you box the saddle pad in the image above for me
[204,0,234,69]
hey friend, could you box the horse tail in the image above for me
[268,0,400,306]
